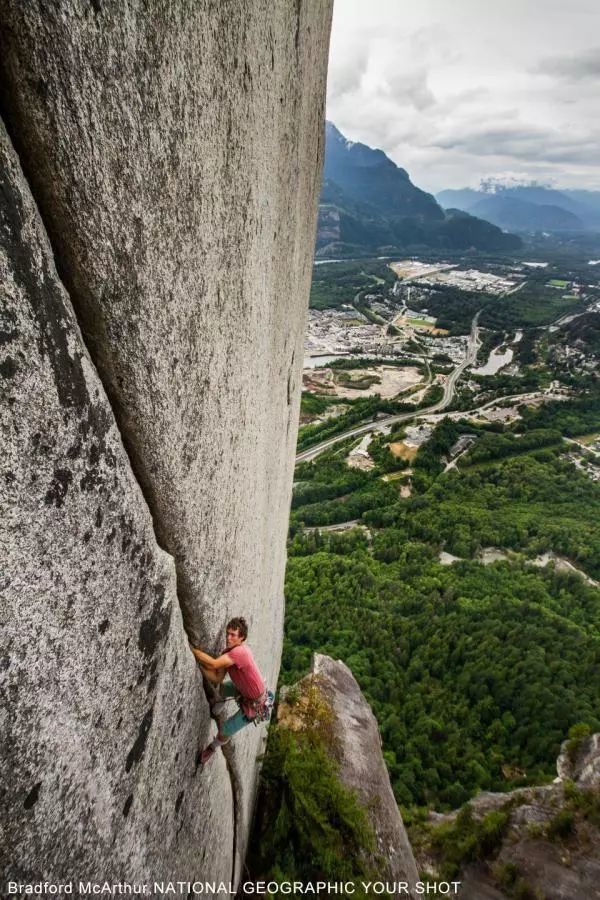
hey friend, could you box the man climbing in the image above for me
[189,616,273,766]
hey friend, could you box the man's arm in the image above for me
[199,663,226,684]
[189,645,233,671]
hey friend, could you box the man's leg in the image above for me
[210,680,237,718]
[200,708,252,765]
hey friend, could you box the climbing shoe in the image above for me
[200,745,216,766]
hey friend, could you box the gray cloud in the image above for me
[382,67,436,110]
[536,48,600,80]
[432,121,600,168]
[326,0,600,190]
[327,40,370,100]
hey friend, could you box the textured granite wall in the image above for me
[276,655,420,897]
[311,655,420,897]
[0,121,233,885]
[0,0,332,886]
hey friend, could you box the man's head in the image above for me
[226,617,248,648]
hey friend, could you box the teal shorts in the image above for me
[219,680,253,739]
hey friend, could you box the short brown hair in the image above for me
[226,617,248,640]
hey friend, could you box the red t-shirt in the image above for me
[226,644,265,701]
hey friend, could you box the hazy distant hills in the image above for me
[316,123,522,257]
[437,183,600,234]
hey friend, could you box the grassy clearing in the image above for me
[381,470,410,482]
[406,317,438,329]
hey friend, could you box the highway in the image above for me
[296,313,481,463]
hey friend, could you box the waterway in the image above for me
[472,346,514,376]
[471,330,523,375]
[313,255,393,266]
[303,354,352,368]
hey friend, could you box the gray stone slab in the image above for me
[311,654,420,898]
[0,121,233,885]
[0,1,332,878]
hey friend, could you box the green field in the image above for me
[406,316,438,328]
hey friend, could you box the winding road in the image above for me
[296,312,482,463]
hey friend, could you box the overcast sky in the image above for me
[327,0,600,193]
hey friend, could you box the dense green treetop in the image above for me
[284,392,600,811]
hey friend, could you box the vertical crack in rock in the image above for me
[0,108,191,631]
[1,87,240,893]
[0,116,233,883]
[222,744,242,887]
[0,108,222,808]
[0,0,333,883]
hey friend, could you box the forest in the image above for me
[283,393,600,813]
[309,259,396,310]
[408,280,584,335]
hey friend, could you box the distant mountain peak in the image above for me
[436,179,597,232]
[325,121,358,153]
[323,122,431,215]
[479,174,555,194]
[325,120,347,142]
[325,121,407,174]
[317,125,522,255]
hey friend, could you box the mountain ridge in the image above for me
[318,123,522,256]
[437,183,600,232]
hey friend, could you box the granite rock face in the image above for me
[0,0,331,886]
[419,734,600,900]
[310,654,420,897]
[556,733,600,787]
[0,121,232,883]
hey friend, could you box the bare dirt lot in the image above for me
[388,441,419,461]
[305,365,423,400]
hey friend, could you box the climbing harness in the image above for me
[237,689,275,724]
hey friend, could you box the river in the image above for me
[303,354,353,368]
[472,346,514,376]
[472,330,522,375]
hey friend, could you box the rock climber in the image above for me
[189,616,274,767]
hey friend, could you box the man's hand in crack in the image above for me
[189,643,231,684]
